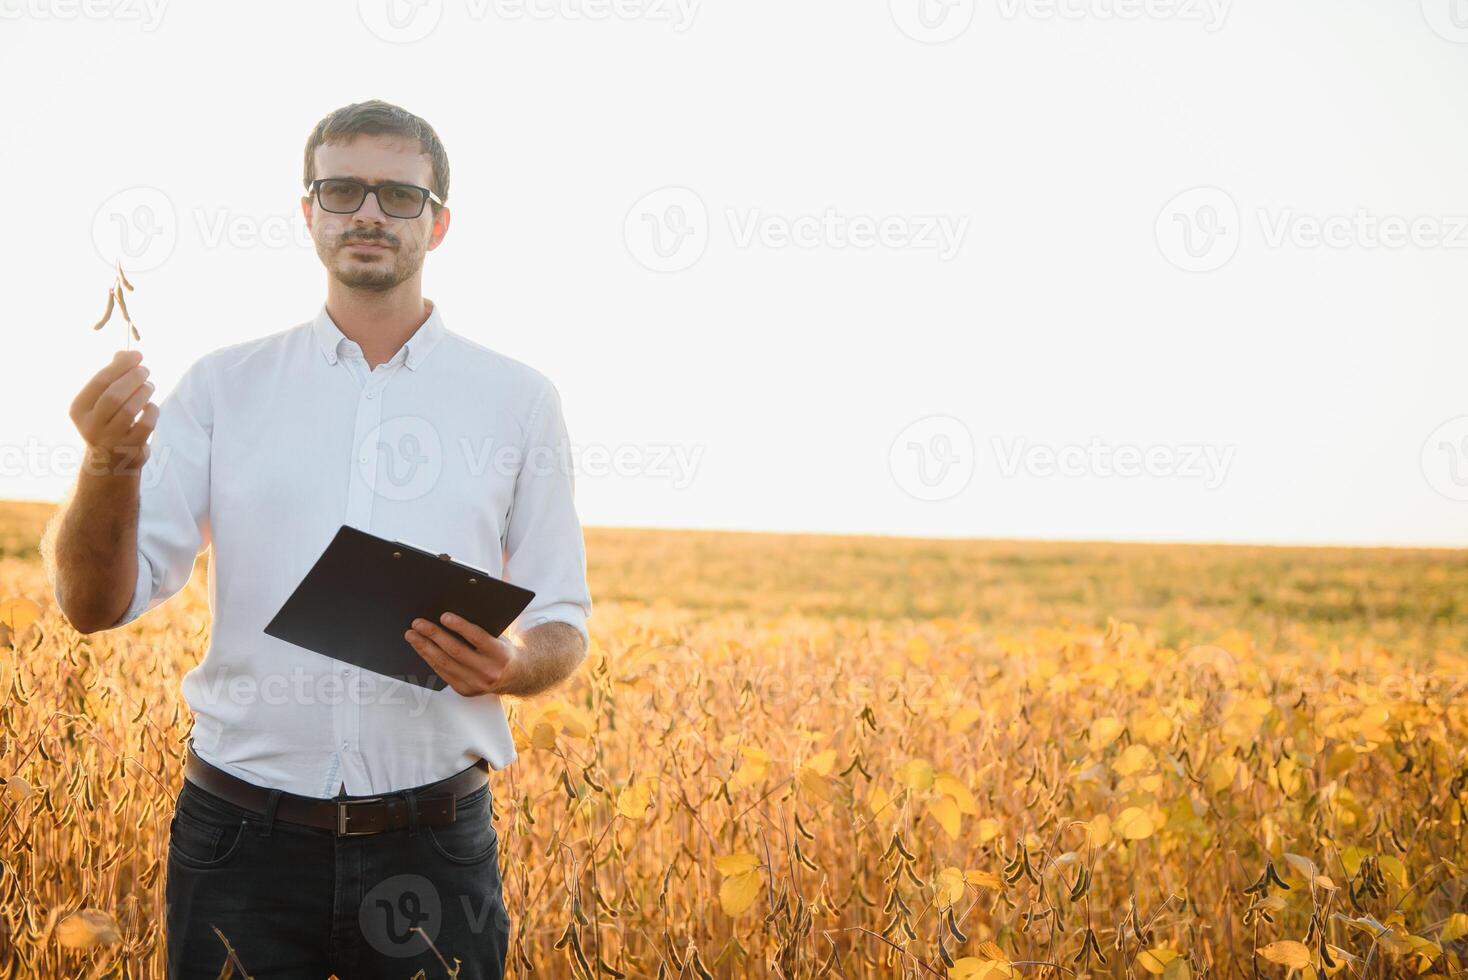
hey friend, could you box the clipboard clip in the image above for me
[393,538,493,577]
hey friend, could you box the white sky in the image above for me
[2,0,1465,548]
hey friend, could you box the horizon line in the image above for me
[0,496,1461,554]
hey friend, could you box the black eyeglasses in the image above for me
[307,178,444,219]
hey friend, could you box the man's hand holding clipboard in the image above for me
[263,524,538,694]
[402,609,527,697]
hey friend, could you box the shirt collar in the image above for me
[311,299,446,371]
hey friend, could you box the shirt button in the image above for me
[341,741,349,750]
[366,392,375,399]
[360,455,368,463]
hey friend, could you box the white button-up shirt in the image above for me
[111,299,592,798]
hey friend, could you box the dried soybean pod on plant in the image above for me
[92,260,143,351]
[91,289,114,332]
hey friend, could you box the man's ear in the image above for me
[300,195,313,228]
[428,205,451,250]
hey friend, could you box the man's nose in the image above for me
[353,189,390,222]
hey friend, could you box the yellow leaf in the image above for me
[898,759,935,792]
[1089,716,1124,751]
[0,597,41,634]
[730,746,771,790]
[1281,852,1317,880]
[1256,940,1311,969]
[1443,912,1468,942]
[906,635,932,662]
[802,749,837,776]
[1377,855,1408,889]
[951,949,1016,977]
[555,702,594,739]
[1114,744,1156,777]
[531,720,558,750]
[1088,813,1113,847]
[714,852,760,876]
[1134,711,1173,744]
[947,705,983,734]
[976,817,1001,843]
[927,796,961,839]
[948,958,981,980]
[616,778,653,820]
[719,869,762,916]
[868,783,896,822]
[1138,947,1180,974]
[798,768,834,802]
[949,958,1013,980]
[1115,807,1154,841]
[1254,895,1287,913]
[964,869,1003,890]
[1207,756,1238,793]
[936,866,965,905]
[55,909,120,949]
[975,939,1010,963]
[934,773,979,815]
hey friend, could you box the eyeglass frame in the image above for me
[305,177,445,219]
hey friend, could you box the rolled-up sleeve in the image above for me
[110,356,214,628]
[502,378,592,648]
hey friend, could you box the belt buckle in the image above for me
[336,797,384,837]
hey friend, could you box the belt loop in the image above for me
[258,788,283,836]
[404,788,419,836]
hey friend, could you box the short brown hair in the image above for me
[302,100,450,214]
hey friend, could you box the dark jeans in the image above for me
[164,772,509,979]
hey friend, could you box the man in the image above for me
[42,100,592,979]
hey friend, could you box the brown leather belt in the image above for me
[183,745,490,837]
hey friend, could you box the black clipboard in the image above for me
[263,524,536,691]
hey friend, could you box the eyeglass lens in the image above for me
[317,179,428,218]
